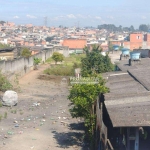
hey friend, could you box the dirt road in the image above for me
[0,64,88,150]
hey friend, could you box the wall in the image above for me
[133,49,150,58]
[0,47,58,80]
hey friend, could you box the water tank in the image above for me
[121,48,130,55]
[130,52,141,60]
[113,45,119,51]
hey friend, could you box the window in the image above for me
[137,36,140,39]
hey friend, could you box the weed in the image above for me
[10,109,17,114]
[13,74,21,92]
[4,112,7,118]
[20,112,23,115]
[0,115,2,121]
[14,109,17,114]
[0,101,2,107]
[44,65,74,76]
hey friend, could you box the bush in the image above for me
[0,72,13,92]
[21,47,31,58]
[52,52,64,64]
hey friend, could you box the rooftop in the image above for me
[103,58,150,127]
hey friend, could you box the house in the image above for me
[62,39,87,54]
[111,33,150,50]
[0,48,17,60]
[96,58,150,150]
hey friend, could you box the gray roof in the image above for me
[103,67,150,127]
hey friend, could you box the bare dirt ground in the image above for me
[0,64,89,150]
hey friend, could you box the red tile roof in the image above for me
[62,39,87,49]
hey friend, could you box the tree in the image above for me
[108,41,113,52]
[68,75,108,141]
[130,25,135,32]
[52,52,64,64]
[21,47,31,58]
[45,36,55,42]
[139,24,148,32]
[81,45,114,77]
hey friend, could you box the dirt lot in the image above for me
[0,64,89,150]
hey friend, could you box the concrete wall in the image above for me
[133,49,150,58]
[0,47,60,80]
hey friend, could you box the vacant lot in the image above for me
[0,64,89,150]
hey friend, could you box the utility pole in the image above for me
[44,16,47,27]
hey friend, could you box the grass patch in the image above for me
[0,101,2,107]
[44,65,74,76]
[44,54,84,76]
[11,109,17,114]
[4,112,7,118]
[45,57,54,63]
[0,114,2,121]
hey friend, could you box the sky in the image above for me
[0,0,150,28]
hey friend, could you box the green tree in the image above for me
[81,45,113,77]
[139,24,148,32]
[21,47,31,58]
[68,75,108,142]
[52,52,64,64]
[108,41,113,52]
[45,36,55,42]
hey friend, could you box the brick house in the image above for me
[62,39,87,54]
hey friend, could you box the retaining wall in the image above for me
[0,49,54,80]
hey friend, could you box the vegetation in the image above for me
[0,71,13,92]
[68,76,108,139]
[0,43,11,49]
[0,21,6,25]
[68,45,112,148]
[97,24,135,32]
[52,52,64,64]
[139,24,149,32]
[45,36,55,42]
[108,41,113,52]
[81,45,113,77]
[4,112,7,119]
[44,64,74,76]
[21,47,32,58]
[44,54,84,76]
[33,58,42,70]
[0,101,2,107]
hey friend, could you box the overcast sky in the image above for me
[0,0,149,28]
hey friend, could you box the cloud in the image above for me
[141,16,147,19]
[76,14,87,19]
[107,16,114,20]
[13,16,19,19]
[95,16,102,20]
[26,14,37,19]
[66,14,76,19]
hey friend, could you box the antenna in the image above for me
[44,16,47,27]
[78,21,80,29]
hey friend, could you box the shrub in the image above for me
[21,47,31,58]
[52,52,64,64]
[0,72,13,92]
